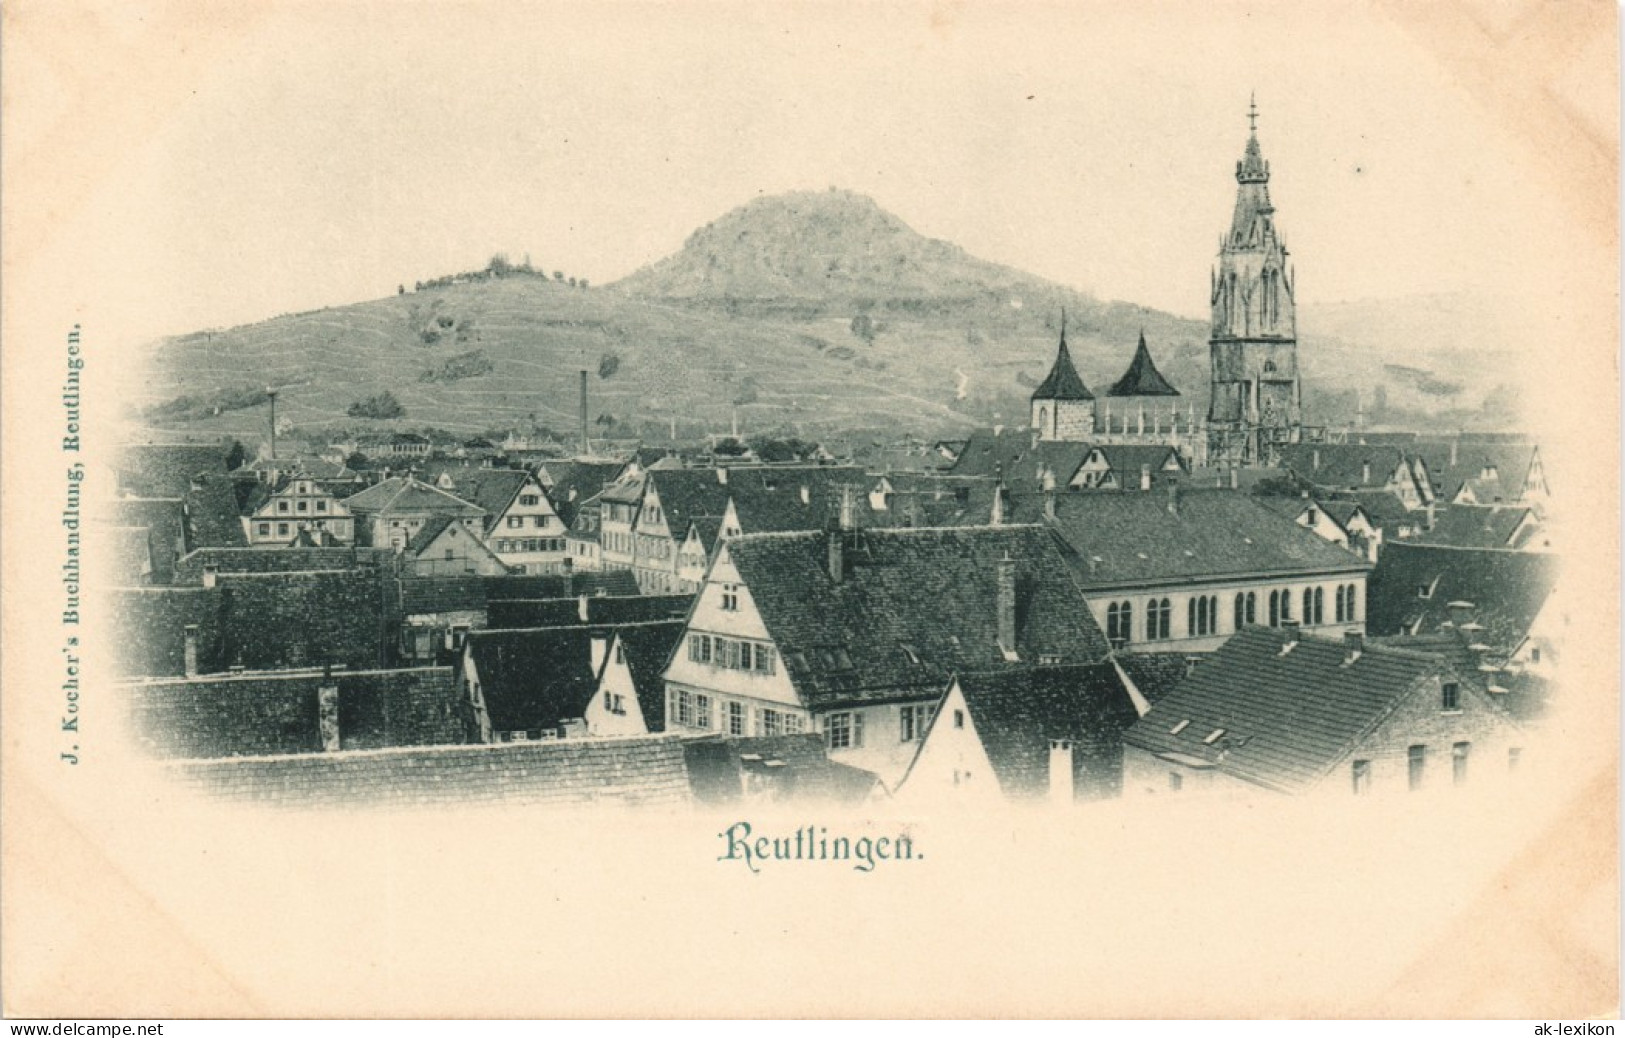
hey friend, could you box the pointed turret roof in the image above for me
[1107,331,1180,397]
[1031,315,1093,402]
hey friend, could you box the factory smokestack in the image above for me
[579,369,589,456]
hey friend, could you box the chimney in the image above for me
[1343,631,1363,664]
[716,467,728,485]
[1281,620,1301,647]
[266,388,279,461]
[990,480,1005,526]
[202,565,218,589]
[183,625,200,678]
[1139,465,1151,491]
[578,594,590,623]
[579,369,590,456]
[1042,467,1057,521]
[1229,466,1239,491]
[1048,739,1075,805]
[827,487,854,583]
[1425,501,1436,530]
[317,667,341,752]
[996,551,1017,658]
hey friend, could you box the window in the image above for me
[1146,598,1171,641]
[257,523,270,537]
[1335,585,1346,623]
[1245,592,1256,625]
[1346,585,1357,622]
[721,584,739,611]
[444,548,455,560]
[825,711,862,750]
[1530,647,1541,664]
[277,500,290,514]
[605,692,625,715]
[759,708,782,737]
[783,714,803,734]
[1351,759,1372,796]
[1442,682,1460,711]
[953,709,965,730]
[1408,745,1427,791]
[1268,590,1280,626]
[1189,595,1218,637]
[900,703,936,742]
[1452,742,1470,786]
[507,516,523,528]
[688,634,712,663]
[693,694,712,730]
[520,494,540,506]
[752,646,776,674]
[316,500,328,513]
[277,523,290,537]
[726,701,745,736]
[1106,601,1133,644]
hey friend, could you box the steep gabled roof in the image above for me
[404,515,459,554]
[1414,505,1533,550]
[1031,327,1094,402]
[1407,442,1539,501]
[948,664,1142,799]
[1330,489,1414,532]
[1019,488,1369,589]
[114,442,235,497]
[184,474,251,550]
[544,460,628,526]
[1106,332,1180,397]
[1124,627,1464,794]
[719,525,1111,709]
[1278,444,1410,491]
[466,627,601,733]
[948,427,1093,486]
[446,469,534,532]
[1365,542,1559,652]
[1085,444,1188,479]
[614,620,689,730]
[342,477,486,518]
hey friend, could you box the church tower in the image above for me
[1207,98,1302,465]
[1031,312,1096,441]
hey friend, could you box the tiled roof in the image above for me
[720,525,1111,709]
[1278,443,1409,490]
[176,547,396,581]
[165,735,694,808]
[107,527,156,584]
[1330,489,1414,531]
[466,627,601,733]
[948,427,1093,486]
[1019,487,1369,590]
[1365,542,1558,653]
[183,474,251,550]
[722,466,869,533]
[114,442,234,498]
[684,734,880,805]
[343,477,485,518]
[487,593,692,630]
[946,664,1143,800]
[1087,444,1187,479]
[399,571,643,617]
[1413,505,1532,550]
[1032,330,1094,401]
[1407,441,1538,501]
[398,576,488,615]
[615,621,688,732]
[1113,653,1195,706]
[544,461,627,526]
[404,515,459,554]
[1124,627,1462,794]
[1106,332,1180,397]
[108,498,186,584]
[445,468,533,532]
[487,571,639,599]
[241,456,353,479]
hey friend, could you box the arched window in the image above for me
[1335,585,1346,623]
[1147,598,1171,641]
[1346,584,1358,623]
[1037,406,1048,430]
[1188,598,1198,638]
[1268,590,1280,627]
[1280,591,1292,622]
[1245,591,1256,625]
[1313,587,1325,625]
[1235,592,1246,630]
[1302,588,1313,625]
[1107,601,1133,645]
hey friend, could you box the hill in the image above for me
[123,190,1517,445]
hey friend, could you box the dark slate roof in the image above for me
[1407,442,1538,501]
[1278,443,1410,490]
[642,469,730,529]
[947,664,1142,799]
[241,456,354,479]
[1018,487,1369,590]
[1184,465,1283,493]
[466,627,601,733]
[1106,332,1181,397]
[108,498,186,584]
[1087,444,1188,479]
[1330,489,1415,532]
[544,460,627,526]
[1113,653,1195,706]
[445,468,533,532]
[1365,542,1559,652]
[114,443,234,498]
[1124,627,1462,794]
[183,474,251,550]
[486,571,639,599]
[165,736,693,808]
[615,621,688,731]
[404,515,459,554]
[398,576,488,615]
[1413,505,1532,550]
[107,527,156,584]
[487,594,693,630]
[177,546,396,580]
[684,735,880,805]
[948,427,1093,487]
[1031,329,1094,401]
[343,477,485,518]
[720,525,1111,708]
[723,466,869,533]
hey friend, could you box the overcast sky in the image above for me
[7,1,1615,345]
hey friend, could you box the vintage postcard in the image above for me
[2,0,1618,1020]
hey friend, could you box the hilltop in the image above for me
[124,189,1516,443]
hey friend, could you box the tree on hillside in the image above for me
[712,437,749,457]
[347,391,405,420]
[850,314,876,343]
[598,353,621,379]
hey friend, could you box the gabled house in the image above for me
[1413,504,1539,551]
[1278,444,1429,508]
[565,491,604,571]
[343,476,486,548]
[1407,441,1548,510]
[403,516,509,576]
[895,664,1144,805]
[1024,487,1371,653]
[242,473,356,546]
[446,468,569,574]
[462,627,605,742]
[948,426,1095,488]
[1257,496,1382,560]
[1122,625,1524,798]
[661,522,1112,786]
[1069,444,1188,490]
[1365,541,1559,657]
[582,620,688,737]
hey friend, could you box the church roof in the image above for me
[1031,326,1093,402]
[1106,332,1180,397]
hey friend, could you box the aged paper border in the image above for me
[2,0,1618,1019]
